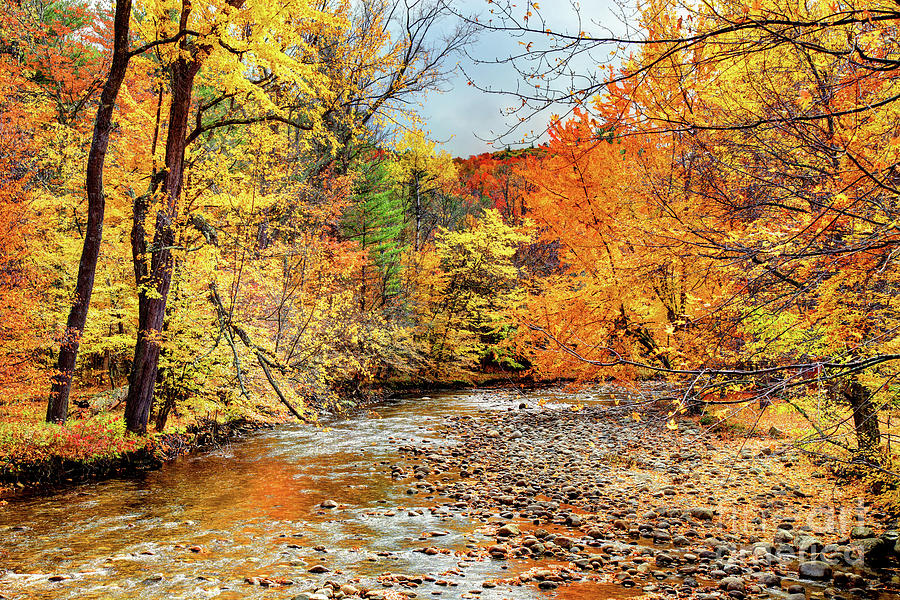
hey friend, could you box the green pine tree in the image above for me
[342,160,408,309]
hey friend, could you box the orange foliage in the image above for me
[509,107,717,380]
[0,1,112,402]
[0,13,44,401]
[456,148,541,222]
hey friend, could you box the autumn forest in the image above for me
[4,0,900,596]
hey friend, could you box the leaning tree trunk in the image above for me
[125,47,200,434]
[47,0,133,424]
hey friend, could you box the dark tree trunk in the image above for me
[47,0,133,424]
[413,175,421,252]
[155,391,177,432]
[125,43,200,434]
[843,379,881,455]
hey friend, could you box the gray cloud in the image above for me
[411,0,626,157]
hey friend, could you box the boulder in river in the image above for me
[854,536,893,566]
[797,560,832,580]
[718,576,745,592]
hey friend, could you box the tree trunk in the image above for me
[413,175,421,252]
[155,393,177,432]
[47,0,133,424]
[125,45,200,434]
[843,379,881,455]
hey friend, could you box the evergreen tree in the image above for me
[343,160,408,308]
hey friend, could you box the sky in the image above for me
[416,0,627,158]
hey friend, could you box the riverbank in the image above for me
[3,386,899,600]
[0,375,538,498]
[0,415,280,498]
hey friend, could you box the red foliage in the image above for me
[455,148,544,222]
[0,409,147,473]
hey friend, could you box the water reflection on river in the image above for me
[0,387,623,600]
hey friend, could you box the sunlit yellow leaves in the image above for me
[408,209,532,376]
[389,129,458,197]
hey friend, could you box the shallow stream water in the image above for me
[0,387,623,600]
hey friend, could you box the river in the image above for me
[0,387,617,600]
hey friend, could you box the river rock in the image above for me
[797,536,823,556]
[750,572,780,587]
[539,580,558,589]
[797,560,832,580]
[753,542,776,555]
[774,529,794,543]
[832,572,866,589]
[854,537,892,565]
[719,576,744,592]
[554,535,574,549]
[497,523,520,537]
[689,507,714,520]
[655,553,674,566]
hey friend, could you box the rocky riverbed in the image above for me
[369,402,900,600]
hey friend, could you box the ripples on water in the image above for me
[0,387,623,600]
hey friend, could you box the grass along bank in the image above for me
[0,372,535,497]
[0,392,296,497]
